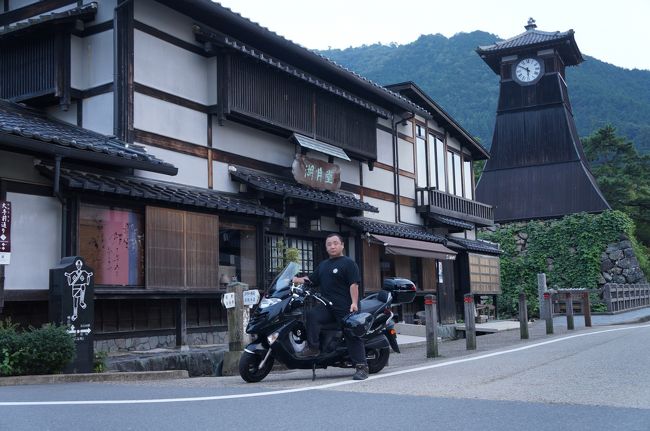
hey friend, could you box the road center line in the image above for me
[2,324,649,406]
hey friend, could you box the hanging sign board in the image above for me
[292,155,341,191]
[0,201,11,265]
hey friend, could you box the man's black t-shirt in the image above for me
[309,256,361,314]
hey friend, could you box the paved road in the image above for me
[2,323,650,430]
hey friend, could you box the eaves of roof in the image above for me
[0,2,98,39]
[0,99,177,175]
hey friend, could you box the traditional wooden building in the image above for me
[0,0,499,350]
[475,19,610,222]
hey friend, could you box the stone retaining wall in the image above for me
[94,330,228,353]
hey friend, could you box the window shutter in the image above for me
[146,207,185,289]
[185,212,219,289]
[362,241,381,292]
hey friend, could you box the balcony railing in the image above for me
[416,187,494,226]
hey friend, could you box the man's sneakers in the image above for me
[297,345,320,358]
[352,364,369,380]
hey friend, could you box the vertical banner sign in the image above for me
[0,201,10,265]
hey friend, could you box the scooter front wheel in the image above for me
[239,351,275,383]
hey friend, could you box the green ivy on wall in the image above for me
[479,210,650,317]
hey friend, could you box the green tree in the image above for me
[583,125,650,246]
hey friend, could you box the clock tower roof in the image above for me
[476,19,584,74]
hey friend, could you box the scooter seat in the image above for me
[359,290,390,314]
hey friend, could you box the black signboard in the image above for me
[49,256,94,373]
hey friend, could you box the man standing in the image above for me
[292,233,369,380]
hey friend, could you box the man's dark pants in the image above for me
[306,304,367,366]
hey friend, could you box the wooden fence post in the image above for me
[464,294,476,350]
[425,294,439,358]
[566,292,574,330]
[582,291,592,327]
[519,292,529,339]
[603,284,612,312]
[544,292,554,335]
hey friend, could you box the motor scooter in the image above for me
[239,262,416,382]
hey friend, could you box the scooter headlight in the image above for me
[267,332,280,345]
[259,297,281,309]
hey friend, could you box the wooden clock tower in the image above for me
[475,19,610,222]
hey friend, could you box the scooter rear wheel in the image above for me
[366,347,390,374]
[239,351,275,383]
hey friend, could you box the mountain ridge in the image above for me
[320,31,650,152]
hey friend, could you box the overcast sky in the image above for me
[217,0,650,71]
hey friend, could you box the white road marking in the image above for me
[2,324,648,406]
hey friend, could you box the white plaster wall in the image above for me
[397,120,412,137]
[134,30,213,105]
[212,160,239,193]
[338,159,360,186]
[134,92,207,146]
[377,118,391,129]
[71,31,114,90]
[207,57,218,106]
[399,175,415,199]
[0,151,49,184]
[399,206,421,225]
[83,93,114,135]
[4,192,61,291]
[363,165,394,194]
[86,0,117,24]
[346,238,356,263]
[397,138,414,172]
[134,146,207,188]
[376,129,393,165]
[213,119,294,166]
[46,103,77,125]
[134,0,202,46]
[9,0,42,10]
[427,119,444,135]
[363,197,395,223]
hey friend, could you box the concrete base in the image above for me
[221,350,243,376]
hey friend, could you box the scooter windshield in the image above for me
[268,262,301,297]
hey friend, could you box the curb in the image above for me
[0,370,189,387]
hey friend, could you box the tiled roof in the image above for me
[446,237,502,255]
[477,29,574,53]
[341,217,446,243]
[0,100,176,175]
[229,166,378,213]
[37,164,281,219]
[431,214,475,230]
[0,3,98,38]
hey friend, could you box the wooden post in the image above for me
[583,291,592,327]
[566,292,574,330]
[537,273,547,319]
[463,294,476,350]
[425,294,439,358]
[544,292,554,334]
[519,292,529,339]
[603,284,612,312]
[222,282,249,376]
[175,297,188,348]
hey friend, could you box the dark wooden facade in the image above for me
[476,23,609,222]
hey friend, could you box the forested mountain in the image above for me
[320,31,650,152]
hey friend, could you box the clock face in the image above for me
[514,58,543,84]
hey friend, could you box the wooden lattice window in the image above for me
[146,207,219,290]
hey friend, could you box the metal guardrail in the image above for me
[603,283,650,312]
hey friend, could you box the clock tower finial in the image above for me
[525,18,537,31]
